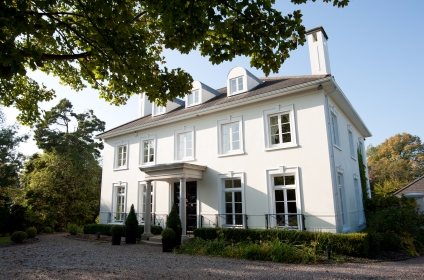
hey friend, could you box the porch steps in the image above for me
[140,234,195,246]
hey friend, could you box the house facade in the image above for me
[97,27,372,241]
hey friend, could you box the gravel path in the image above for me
[1,233,424,279]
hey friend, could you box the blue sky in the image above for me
[4,0,424,156]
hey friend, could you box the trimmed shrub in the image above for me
[67,223,81,235]
[84,224,163,236]
[110,225,124,235]
[43,227,54,233]
[26,227,37,238]
[193,228,370,257]
[162,228,176,239]
[125,204,139,226]
[166,204,182,247]
[11,231,28,243]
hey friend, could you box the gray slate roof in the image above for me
[97,75,329,138]
[394,176,424,196]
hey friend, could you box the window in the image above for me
[263,104,297,150]
[139,183,153,222]
[331,109,340,147]
[273,175,298,227]
[348,126,355,159]
[269,113,291,145]
[217,116,244,156]
[174,126,195,161]
[230,77,244,95]
[117,145,127,167]
[115,185,126,222]
[223,179,243,226]
[354,178,365,225]
[267,166,302,229]
[153,104,165,116]
[187,90,200,107]
[114,141,129,170]
[142,140,154,164]
[338,173,348,229]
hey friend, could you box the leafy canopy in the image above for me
[1,0,349,125]
[367,133,424,195]
[20,99,104,229]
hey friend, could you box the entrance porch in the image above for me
[139,162,207,243]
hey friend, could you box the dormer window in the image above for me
[230,77,244,95]
[187,90,200,107]
[154,104,165,115]
[227,66,262,97]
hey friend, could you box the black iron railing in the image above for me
[136,213,168,228]
[217,214,249,228]
[265,213,305,230]
[108,212,127,223]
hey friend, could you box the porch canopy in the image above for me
[139,163,207,241]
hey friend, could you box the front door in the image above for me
[174,181,197,232]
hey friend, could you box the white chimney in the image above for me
[306,26,331,75]
[138,92,152,118]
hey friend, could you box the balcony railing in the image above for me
[217,214,249,228]
[108,212,127,223]
[265,213,305,230]
[108,212,167,228]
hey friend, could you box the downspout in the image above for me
[321,86,340,232]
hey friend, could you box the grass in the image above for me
[0,236,12,245]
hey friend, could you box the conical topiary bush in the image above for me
[125,204,139,244]
[166,204,182,247]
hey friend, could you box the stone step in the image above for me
[148,235,162,244]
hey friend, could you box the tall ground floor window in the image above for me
[338,173,348,229]
[223,178,243,226]
[139,183,153,222]
[116,186,126,221]
[273,175,298,227]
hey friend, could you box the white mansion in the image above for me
[97,26,372,241]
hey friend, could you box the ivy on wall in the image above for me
[357,147,369,203]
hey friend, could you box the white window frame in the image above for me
[114,141,129,170]
[217,171,246,228]
[330,106,341,149]
[139,134,157,166]
[263,104,298,151]
[174,126,195,162]
[353,175,365,226]
[112,182,128,223]
[229,76,245,96]
[186,89,201,107]
[153,103,165,116]
[266,166,303,229]
[217,115,244,157]
[337,170,349,231]
[348,125,356,160]
[137,181,155,224]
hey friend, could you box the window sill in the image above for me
[351,156,357,161]
[334,145,342,151]
[139,162,156,167]
[173,158,196,163]
[228,90,246,97]
[153,112,166,117]
[217,151,245,158]
[265,143,298,151]
[186,103,201,108]
[113,167,128,171]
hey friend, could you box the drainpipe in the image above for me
[321,85,340,232]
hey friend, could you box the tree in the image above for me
[0,108,28,234]
[367,133,424,195]
[1,0,349,125]
[20,99,104,229]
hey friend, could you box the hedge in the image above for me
[193,228,370,257]
[84,224,163,237]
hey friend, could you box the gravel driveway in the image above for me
[1,233,423,279]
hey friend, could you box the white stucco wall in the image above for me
[327,96,368,233]
[100,89,351,232]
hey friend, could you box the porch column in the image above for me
[142,180,153,240]
[179,178,188,242]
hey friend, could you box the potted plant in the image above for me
[161,228,176,252]
[125,204,139,244]
[166,204,182,247]
[110,226,122,245]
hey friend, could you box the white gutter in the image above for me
[97,76,333,139]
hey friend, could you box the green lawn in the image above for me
[0,236,12,245]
